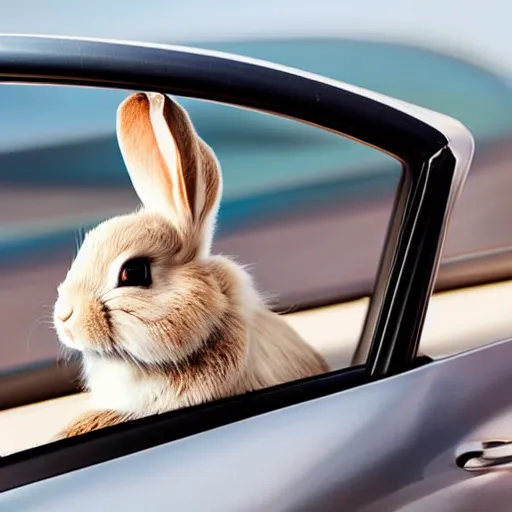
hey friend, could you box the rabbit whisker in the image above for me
[107,307,145,322]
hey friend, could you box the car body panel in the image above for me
[2,336,512,511]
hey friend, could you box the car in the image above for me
[1,36,512,384]
[0,34,512,511]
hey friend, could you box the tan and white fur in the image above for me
[52,92,329,439]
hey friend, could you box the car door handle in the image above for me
[456,440,512,471]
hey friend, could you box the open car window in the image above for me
[0,84,400,374]
[0,36,473,495]
[0,39,509,408]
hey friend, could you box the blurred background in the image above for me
[0,0,511,381]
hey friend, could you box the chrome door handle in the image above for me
[456,440,512,471]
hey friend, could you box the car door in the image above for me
[0,35,510,512]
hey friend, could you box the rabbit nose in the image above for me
[57,306,74,323]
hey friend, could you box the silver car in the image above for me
[0,34,511,512]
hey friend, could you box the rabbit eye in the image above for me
[118,257,152,288]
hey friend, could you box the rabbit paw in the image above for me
[54,410,128,440]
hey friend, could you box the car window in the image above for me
[0,82,402,454]
[1,36,510,454]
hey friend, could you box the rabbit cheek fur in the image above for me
[52,92,329,440]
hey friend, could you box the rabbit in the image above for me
[52,92,330,440]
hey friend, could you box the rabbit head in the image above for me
[53,92,328,416]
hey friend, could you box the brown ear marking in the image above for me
[117,93,179,214]
[54,409,130,439]
[118,92,220,224]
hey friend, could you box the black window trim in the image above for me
[0,34,469,492]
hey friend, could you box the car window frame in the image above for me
[0,34,471,492]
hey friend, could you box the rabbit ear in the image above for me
[116,92,222,256]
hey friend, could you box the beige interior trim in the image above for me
[2,280,512,456]
[286,279,512,369]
